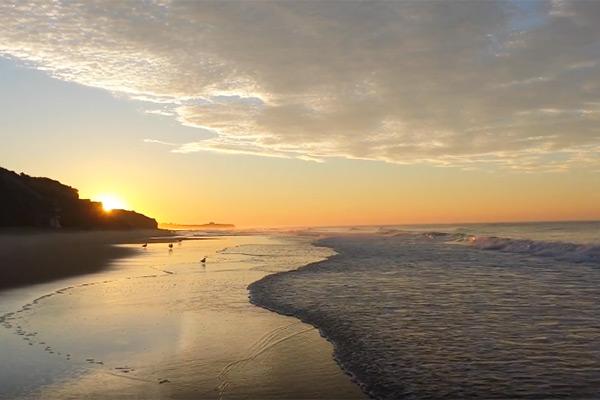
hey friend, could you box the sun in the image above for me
[96,194,128,212]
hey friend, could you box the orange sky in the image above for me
[79,155,600,228]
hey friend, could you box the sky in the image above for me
[1,0,599,228]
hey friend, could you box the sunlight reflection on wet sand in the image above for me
[0,236,366,399]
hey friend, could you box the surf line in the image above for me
[149,266,175,275]
[1,263,174,320]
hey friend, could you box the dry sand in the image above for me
[0,229,172,289]
[0,233,367,399]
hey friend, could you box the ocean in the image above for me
[250,221,600,399]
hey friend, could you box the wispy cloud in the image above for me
[172,137,325,162]
[143,109,175,117]
[143,139,177,146]
[1,1,599,169]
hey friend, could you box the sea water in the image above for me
[250,221,600,399]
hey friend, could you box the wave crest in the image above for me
[469,236,600,264]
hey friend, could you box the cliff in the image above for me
[0,167,158,230]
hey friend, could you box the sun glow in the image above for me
[96,194,128,212]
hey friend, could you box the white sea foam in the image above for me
[469,236,600,263]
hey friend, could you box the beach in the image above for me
[0,231,366,399]
[0,229,172,290]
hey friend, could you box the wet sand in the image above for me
[0,234,366,399]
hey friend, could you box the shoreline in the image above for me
[248,238,373,398]
[0,233,367,399]
[0,229,173,290]
[249,292,369,398]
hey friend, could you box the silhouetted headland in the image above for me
[0,167,169,290]
[0,166,157,230]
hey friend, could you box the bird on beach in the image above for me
[142,243,147,248]
[200,257,207,264]
[168,243,173,249]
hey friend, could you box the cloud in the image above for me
[1,0,599,169]
[144,109,175,117]
[143,139,177,146]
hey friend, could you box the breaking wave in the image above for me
[468,236,600,264]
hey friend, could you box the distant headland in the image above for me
[0,166,158,230]
[159,222,235,230]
